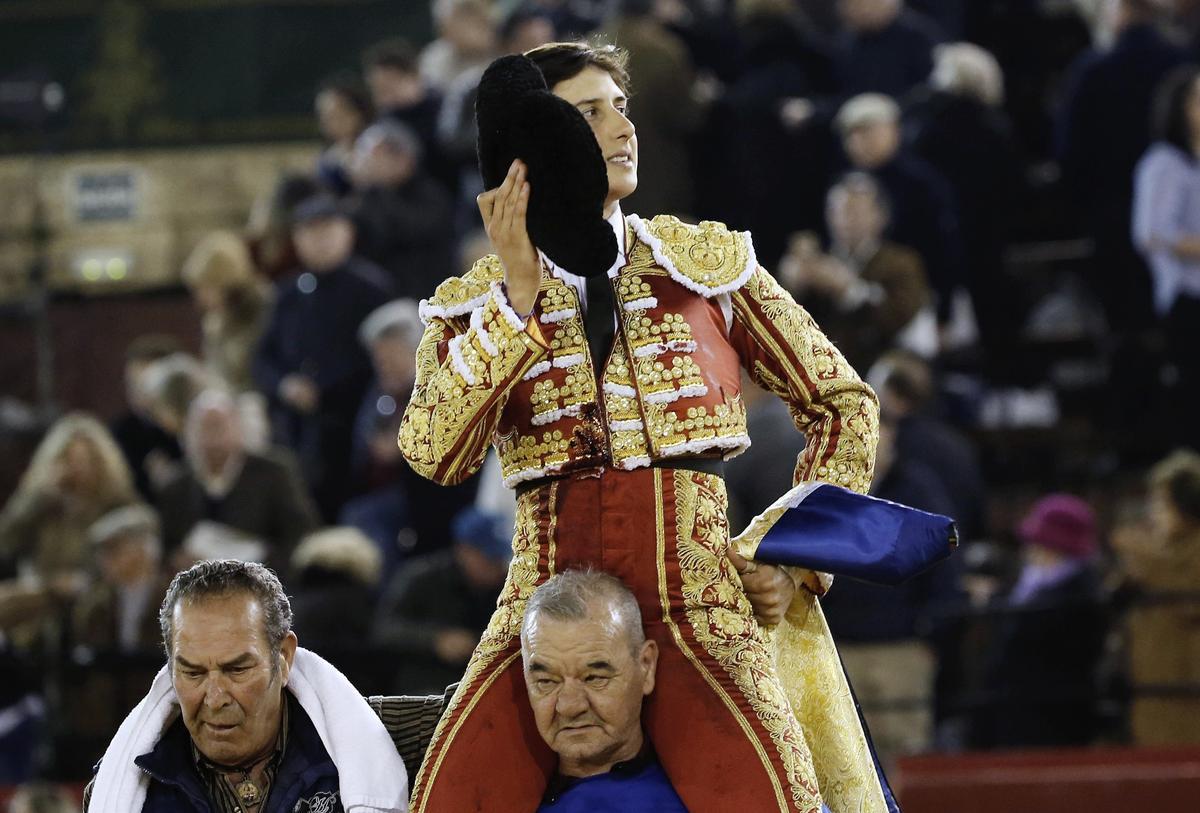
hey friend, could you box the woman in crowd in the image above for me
[181,230,272,394]
[1113,449,1200,745]
[0,413,135,581]
[1133,64,1200,449]
[314,73,374,196]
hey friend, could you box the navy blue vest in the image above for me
[133,695,343,813]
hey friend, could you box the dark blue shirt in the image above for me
[1057,23,1188,215]
[538,748,687,813]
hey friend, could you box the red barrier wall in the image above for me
[895,748,1200,813]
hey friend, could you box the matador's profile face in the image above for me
[552,66,639,213]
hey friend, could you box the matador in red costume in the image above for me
[398,42,889,813]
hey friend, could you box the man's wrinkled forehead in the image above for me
[522,607,629,657]
[171,591,268,646]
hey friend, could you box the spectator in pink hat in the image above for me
[1010,493,1099,602]
[968,493,1109,749]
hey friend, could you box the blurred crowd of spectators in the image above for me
[4,0,1200,794]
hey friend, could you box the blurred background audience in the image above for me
[108,336,184,501]
[968,493,1109,749]
[1111,449,1200,745]
[157,388,318,568]
[371,505,511,694]
[2,0,1200,801]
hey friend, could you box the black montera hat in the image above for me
[475,54,617,279]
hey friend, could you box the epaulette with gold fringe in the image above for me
[628,214,757,298]
[418,255,505,324]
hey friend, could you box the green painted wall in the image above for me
[0,0,433,152]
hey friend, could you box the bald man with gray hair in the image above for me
[522,570,645,651]
[518,569,685,811]
[157,390,318,566]
[520,571,840,812]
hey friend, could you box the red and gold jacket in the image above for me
[398,214,878,494]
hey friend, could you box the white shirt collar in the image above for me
[605,205,626,278]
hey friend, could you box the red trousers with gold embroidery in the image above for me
[407,467,823,813]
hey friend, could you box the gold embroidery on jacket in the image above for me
[636,355,707,401]
[733,267,878,494]
[398,287,543,481]
[644,215,754,292]
[528,372,593,426]
[603,339,652,467]
[497,430,573,483]
[421,256,503,318]
[617,275,655,305]
[549,321,586,355]
[671,472,824,812]
[626,312,696,358]
[402,216,875,492]
[538,278,577,322]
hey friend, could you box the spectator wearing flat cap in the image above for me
[835,92,963,328]
[371,506,511,694]
[253,193,391,520]
[970,494,1109,749]
[58,504,172,775]
[72,504,168,654]
[349,120,457,301]
[341,300,478,585]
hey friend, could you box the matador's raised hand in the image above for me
[477,159,541,315]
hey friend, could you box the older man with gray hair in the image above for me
[778,172,933,369]
[835,91,961,328]
[157,390,318,572]
[84,558,453,813]
[519,569,682,812]
[520,570,838,812]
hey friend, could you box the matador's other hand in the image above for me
[728,548,796,626]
